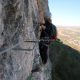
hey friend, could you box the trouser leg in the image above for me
[39,43,48,64]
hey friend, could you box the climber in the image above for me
[39,17,57,65]
[31,17,57,73]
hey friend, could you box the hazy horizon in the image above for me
[56,25,80,28]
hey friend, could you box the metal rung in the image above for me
[0,47,33,52]
[13,48,33,51]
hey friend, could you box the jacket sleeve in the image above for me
[48,35,57,45]
[51,35,57,40]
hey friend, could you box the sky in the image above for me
[49,0,80,27]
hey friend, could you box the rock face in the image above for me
[0,0,51,80]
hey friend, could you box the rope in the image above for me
[0,42,20,55]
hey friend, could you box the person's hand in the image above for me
[39,25,46,31]
[41,25,46,30]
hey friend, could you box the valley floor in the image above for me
[57,27,80,51]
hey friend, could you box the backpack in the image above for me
[50,24,57,39]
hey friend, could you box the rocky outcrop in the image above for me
[0,0,51,80]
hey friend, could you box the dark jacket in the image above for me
[40,21,57,45]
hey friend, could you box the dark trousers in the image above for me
[39,42,48,64]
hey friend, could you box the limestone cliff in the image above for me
[0,0,51,80]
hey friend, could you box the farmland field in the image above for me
[57,27,80,51]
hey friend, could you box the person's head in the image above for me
[44,17,52,24]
